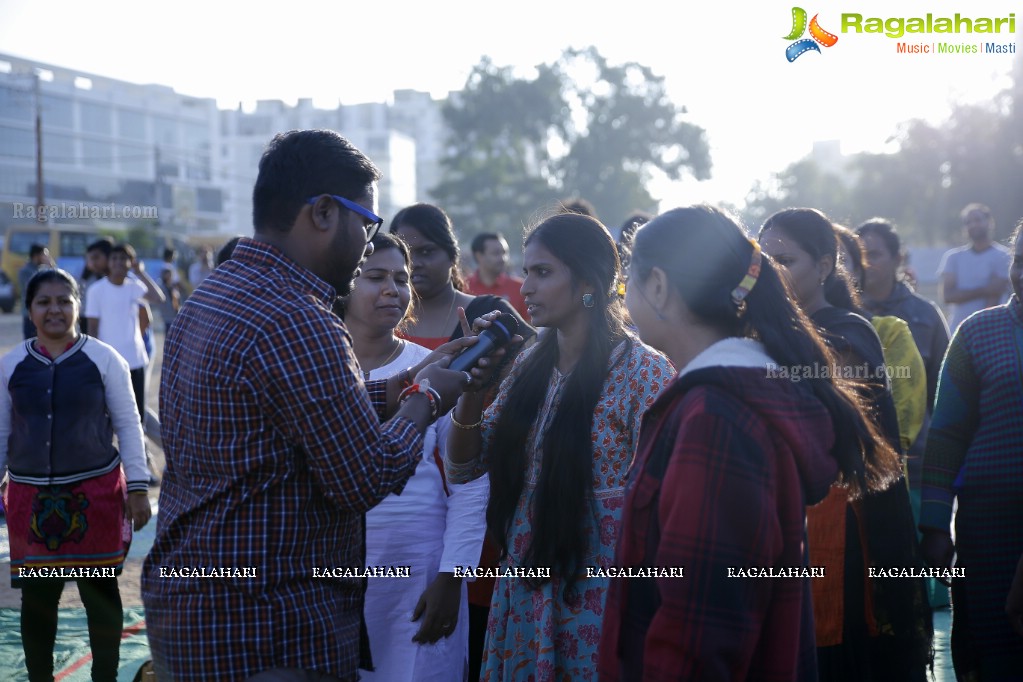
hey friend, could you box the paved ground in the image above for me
[0,312,165,609]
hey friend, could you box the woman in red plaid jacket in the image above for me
[599,205,900,681]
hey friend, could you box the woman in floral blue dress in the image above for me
[446,211,673,681]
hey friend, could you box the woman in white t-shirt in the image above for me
[338,232,488,681]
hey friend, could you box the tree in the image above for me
[432,48,710,238]
[740,58,1023,247]
[740,159,853,231]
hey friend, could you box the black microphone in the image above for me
[448,313,520,372]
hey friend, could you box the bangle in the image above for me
[450,412,482,430]
[398,380,440,420]
[399,368,413,389]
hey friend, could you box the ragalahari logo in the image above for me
[784,7,839,61]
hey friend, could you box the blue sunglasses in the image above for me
[306,194,383,241]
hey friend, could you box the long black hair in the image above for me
[487,211,627,589]
[632,205,899,496]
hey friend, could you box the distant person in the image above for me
[938,202,1011,330]
[85,244,165,428]
[157,268,181,332]
[835,225,927,456]
[141,129,488,682]
[187,245,214,288]
[465,232,527,318]
[857,218,952,607]
[857,219,950,412]
[0,268,151,682]
[19,243,54,339]
[921,219,1023,679]
[79,237,114,333]
[160,247,180,285]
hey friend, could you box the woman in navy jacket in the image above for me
[0,268,151,682]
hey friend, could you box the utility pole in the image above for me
[33,72,45,223]
[154,145,162,226]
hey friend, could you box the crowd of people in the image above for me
[2,127,1022,682]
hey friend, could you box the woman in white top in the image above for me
[339,232,489,681]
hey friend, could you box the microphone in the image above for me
[448,313,520,372]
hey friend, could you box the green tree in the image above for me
[432,48,710,238]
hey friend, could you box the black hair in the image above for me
[252,129,382,234]
[760,208,864,316]
[856,218,902,260]
[633,205,898,496]
[617,211,652,272]
[390,203,467,291]
[834,224,866,294]
[559,197,598,219]
[162,247,176,261]
[28,244,46,259]
[216,236,243,267]
[487,211,627,591]
[110,243,137,262]
[26,268,80,309]
[470,232,504,256]
[86,238,114,256]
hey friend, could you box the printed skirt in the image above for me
[4,467,130,586]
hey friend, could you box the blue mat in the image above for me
[0,607,151,681]
[1,506,158,681]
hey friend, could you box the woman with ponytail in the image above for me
[598,205,877,680]
[760,207,932,682]
[446,211,673,680]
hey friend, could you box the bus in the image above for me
[1,224,198,310]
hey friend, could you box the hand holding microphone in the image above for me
[413,309,522,415]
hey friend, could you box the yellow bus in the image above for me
[1,224,197,310]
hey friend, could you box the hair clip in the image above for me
[730,239,762,313]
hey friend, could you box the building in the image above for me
[219,98,421,232]
[0,52,225,238]
[0,52,451,240]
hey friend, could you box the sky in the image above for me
[0,0,1019,211]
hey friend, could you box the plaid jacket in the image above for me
[600,364,837,681]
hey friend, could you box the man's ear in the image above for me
[307,195,337,233]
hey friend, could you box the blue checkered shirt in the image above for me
[142,238,421,681]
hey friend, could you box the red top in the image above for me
[465,271,527,319]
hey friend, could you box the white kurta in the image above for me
[361,342,489,682]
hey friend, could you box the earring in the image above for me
[582,293,595,308]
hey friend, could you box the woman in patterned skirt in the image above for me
[1,268,151,682]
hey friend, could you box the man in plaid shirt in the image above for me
[142,130,475,682]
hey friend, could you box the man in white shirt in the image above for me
[85,243,166,425]
[188,245,214,288]
[937,202,1012,330]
